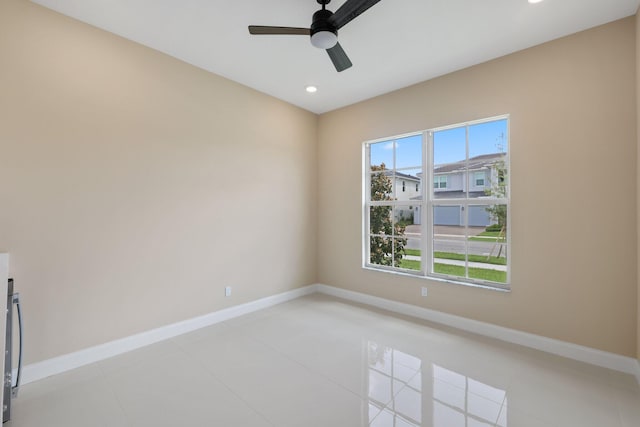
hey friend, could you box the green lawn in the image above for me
[404,249,421,257]
[468,231,506,242]
[397,248,506,283]
[434,263,507,283]
[476,231,502,237]
[396,259,506,283]
[398,259,421,270]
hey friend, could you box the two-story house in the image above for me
[377,153,505,227]
[381,170,422,225]
[433,152,506,227]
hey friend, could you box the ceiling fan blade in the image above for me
[329,0,381,29]
[248,26,311,35]
[326,42,353,72]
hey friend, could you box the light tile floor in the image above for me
[7,294,640,426]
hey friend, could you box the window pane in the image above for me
[397,239,420,271]
[468,119,507,159]
[432,214,467,278]
[433,239,467,280]
[370,206,393,236]
[395,134,422,169]
[467,204,507,284]
[394,205,418,231]
[433,127,465,200]
[469,120,507,201]
[369,236,393,267]
[434,127,466,165]
[395,168,422,201]
[370,141,394,170]
[394,204,420,271]
[370,169,395,201]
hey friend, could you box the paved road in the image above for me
[403,225,506,257]
[404,239,504,256]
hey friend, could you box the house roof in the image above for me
[434,152,505,175]
[381,170,420,182]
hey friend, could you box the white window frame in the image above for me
[362,115,510,291]
[474,171,485,187]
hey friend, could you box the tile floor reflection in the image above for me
[7,294,640,426]
[366,341,510,426]
[368,342,423,426]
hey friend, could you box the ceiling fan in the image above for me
[248,0,382,72]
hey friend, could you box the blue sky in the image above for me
[370,118,508,169]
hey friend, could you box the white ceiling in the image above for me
[31,0,640,114]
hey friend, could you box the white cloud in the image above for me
[383,141,398,150]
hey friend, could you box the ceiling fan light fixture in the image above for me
[310,30,338,49]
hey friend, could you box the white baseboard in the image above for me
[18,282,640,386]
[314,284,640,378]
[19,285,317,385]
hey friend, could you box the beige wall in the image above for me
[0,0,637,366]
[636,9,640,361]
[0,255,7,406]
[318,18,637,357]
[0,0,318,364]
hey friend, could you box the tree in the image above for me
[485,156,507,258]
[370,164,406,266]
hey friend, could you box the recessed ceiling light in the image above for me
[528,0,544,3]
[305,86,318,93]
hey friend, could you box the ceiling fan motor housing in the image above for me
[310,9,338,49]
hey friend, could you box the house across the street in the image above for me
[386,152,506,227]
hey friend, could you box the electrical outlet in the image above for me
[421,287,428,297]
[225,286,232,297]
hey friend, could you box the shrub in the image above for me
[486,223,502,232]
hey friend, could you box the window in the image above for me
[364,116,509,290]
[433,175,447,189]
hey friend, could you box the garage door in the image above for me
[468,205,492,227]
[434,206,461,226]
